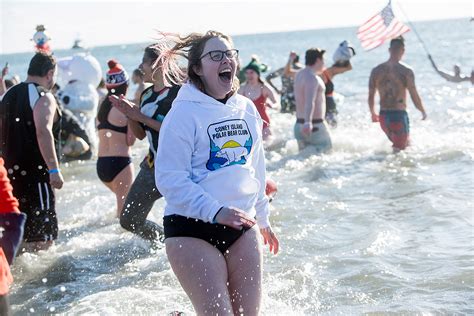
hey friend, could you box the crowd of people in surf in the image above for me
[0,29,472,314]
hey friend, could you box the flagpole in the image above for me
[393,0,431,56]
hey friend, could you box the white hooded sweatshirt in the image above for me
[155,83,270,228]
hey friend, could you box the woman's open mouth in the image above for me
[218,68,232,83]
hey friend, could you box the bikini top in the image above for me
[97,117,128,134]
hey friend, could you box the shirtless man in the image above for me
[294,48,332,152]
[368,37,427,151]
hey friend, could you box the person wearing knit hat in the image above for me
[96,59,135,217]
[238,56,279,142]
[105,59,129,90]
[244,58,268,76]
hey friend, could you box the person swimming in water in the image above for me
[428,55,474,84]
[266,51,303,113]
[96,60,136,217]
[238,57,279,141]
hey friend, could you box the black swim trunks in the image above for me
[11,179,58,242]
[163,214,251,254]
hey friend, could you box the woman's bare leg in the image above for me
[166,237,234,315]
[110,164,134,217]
[225,227,263,316]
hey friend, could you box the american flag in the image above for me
[357,2,410,50]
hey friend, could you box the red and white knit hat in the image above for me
[105,59,129,89]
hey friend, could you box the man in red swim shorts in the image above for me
[368,37,427,151]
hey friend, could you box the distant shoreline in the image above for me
[0,17,469,57]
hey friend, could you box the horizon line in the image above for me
[0,16,469,56]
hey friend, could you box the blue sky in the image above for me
[1,0,472,54]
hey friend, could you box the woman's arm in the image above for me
[252,120,279,254]
[126,120,137,146]
[265,68,283,94]
[109,94,164,139]
[263,84,280,109]
[328,62,353,78]
[283,52,299,77]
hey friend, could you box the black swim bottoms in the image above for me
[96,156,132,183]
[163,214,251,254]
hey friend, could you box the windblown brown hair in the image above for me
[156,31,240,97]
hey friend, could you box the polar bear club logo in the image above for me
[206,119,253,171]
[215,140,249,167]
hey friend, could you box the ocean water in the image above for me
[1,18,473,315]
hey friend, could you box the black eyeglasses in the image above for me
[200,49,239,61]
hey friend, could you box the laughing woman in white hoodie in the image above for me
[154,31,279,315]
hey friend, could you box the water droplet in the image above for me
[15,117,20,122]
[49,306,55,312]
[7,169,13,174]
[38,165,43,169]
[20,170,27,176]
[111,89,116,93]
[40,92,45,96]
[42,278,48,283]
[29,308,35,313]
[106,132,112,138]
[13,165,19,170]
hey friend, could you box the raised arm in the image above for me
[283,52,299,77]
[328,61,353,77]
[33,93,63,189]
[368,68,379,122]
[0,65,8,97]
[265,68,283,94]
[407,69,427,120]
[428,54,438,71]
[428,55,461,83]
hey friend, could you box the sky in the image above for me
[1,0,472,54]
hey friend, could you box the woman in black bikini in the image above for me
[96,60,136,217]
